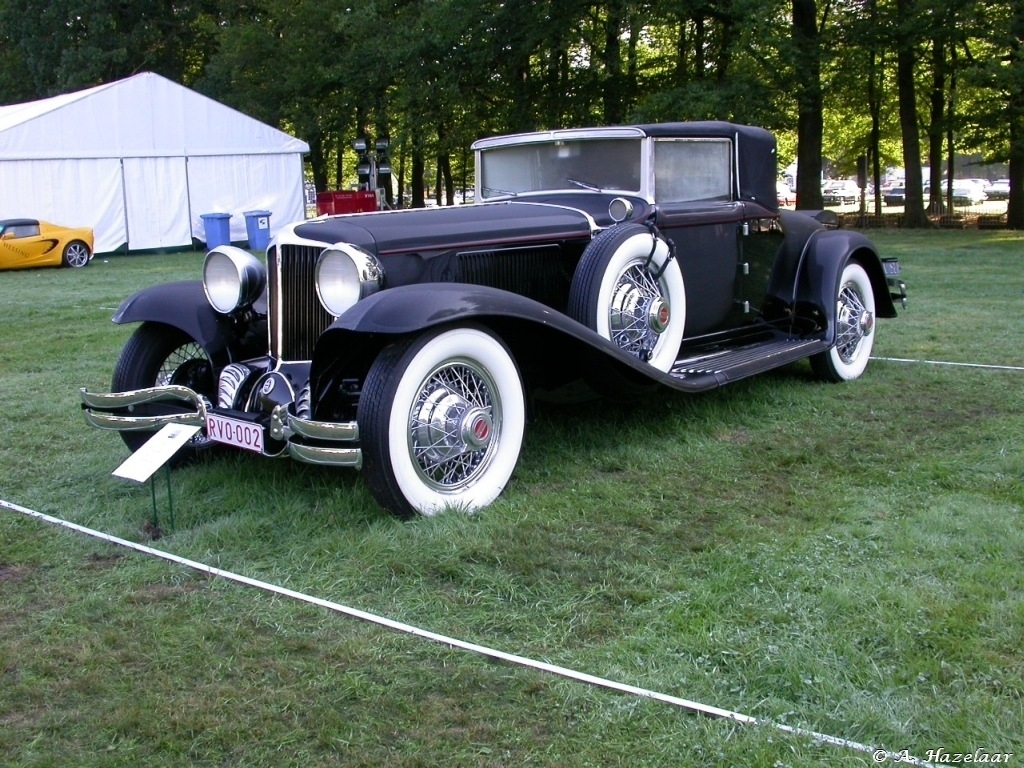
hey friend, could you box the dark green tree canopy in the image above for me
[1,0,1019,226]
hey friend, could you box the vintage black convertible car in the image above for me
[81,122,906,518]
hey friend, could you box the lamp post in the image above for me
[354,136,392,209]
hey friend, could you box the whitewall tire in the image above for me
[811,261,876,382]
[358,325,526,518]
[568,223,686,372]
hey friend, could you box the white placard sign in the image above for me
[112,423,201,483]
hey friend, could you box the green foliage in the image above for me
[1,231,1022,765]
[0,0,1021,217]
[956,1,1024,162]
[0,0,216,98]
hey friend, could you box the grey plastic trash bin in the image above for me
[243,210,272,250]
[200,213,232,248]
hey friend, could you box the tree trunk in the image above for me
[438,152,454,205]
[694,16,706,80]
[867,0,883,217]
[1007,2,1024,228]
[411,137,425,209]
[896,0,930,227]
[1009,145,1024,229]
[333,131,344,192]
[927,36,946,214]
[307,134,328,194]
[375,116,394,208]
[946,43,957,213]
[602,0,626,124]
[792,0,823,210]
[396,142,406,210]
[715,3,735,83]
[674,15,690,85]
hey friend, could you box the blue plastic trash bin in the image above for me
[243,210,272,250]
[200,213,232,248]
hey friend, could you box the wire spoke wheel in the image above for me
[608,262,668,360]
[835,280,871,363]
[811,261,876,382]
[410,359,500,491]
[568,223,685,373]
[158,342,211,389]
[111,322,217,457]
[359,325,525,517]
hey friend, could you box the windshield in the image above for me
[478,138,642,198]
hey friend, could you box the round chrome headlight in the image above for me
[203,246,267,314]
[315,243,384,316]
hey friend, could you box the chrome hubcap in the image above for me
[835,282,873,363]
[609,263,670,360]
[409,362,499,491]
[648,297,671,333]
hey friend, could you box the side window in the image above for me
[9,224,40,238]
[654,139,733,203]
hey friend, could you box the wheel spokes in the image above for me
[66,244,88,267]
[835,283,871,362]
[158,343,208,385]
[409,362,498,490]
[608,264,664,359]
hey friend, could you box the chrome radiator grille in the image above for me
[268,245,335,361]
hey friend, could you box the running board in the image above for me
[666,338,829,390]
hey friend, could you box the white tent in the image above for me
[0,72,309,253]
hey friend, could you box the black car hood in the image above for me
[290,201,595,255]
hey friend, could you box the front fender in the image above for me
[323,283,581,336]
[112,281,254,369]
[310,282,684,392]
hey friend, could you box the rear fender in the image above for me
[112,281,262,369]
[796,231,897,343]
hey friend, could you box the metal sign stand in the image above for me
[113,424,200,536]
[148,465,175,534]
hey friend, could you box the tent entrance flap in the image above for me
[123,157,191,250]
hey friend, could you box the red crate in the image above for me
[315,191,378,215]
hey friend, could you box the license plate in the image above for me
[206,413,265,453]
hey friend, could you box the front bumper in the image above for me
[80,386,362,469]
[882,258,908,308]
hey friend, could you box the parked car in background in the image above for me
[951,184,988,206]
[81,121,905,519]
[0,218,93,270]
[776,180,793,206]
[883,187,906,206]
[986,179,1010,201]
[822,180,860,206]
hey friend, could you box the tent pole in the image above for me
[120,158,130,254]
[185,155,196,250]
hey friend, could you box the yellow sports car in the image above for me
[0,218,94,270]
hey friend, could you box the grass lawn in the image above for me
[1,229,1022,767]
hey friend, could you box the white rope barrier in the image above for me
[1,497,933,766]
[873,356,1024,372]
